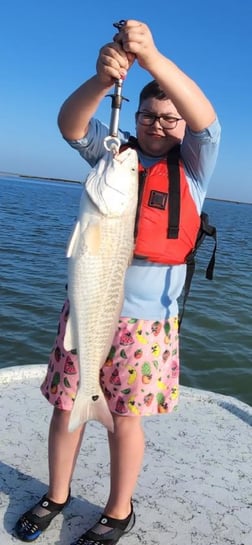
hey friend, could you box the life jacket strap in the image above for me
[167,145,181,239]
[178,212,217,330]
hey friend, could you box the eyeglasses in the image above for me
[136,111,183,130]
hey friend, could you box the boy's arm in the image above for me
[114,20,217,131]
[58,19,218,140]
[58,41,134,141]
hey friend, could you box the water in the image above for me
[0,176,251,406]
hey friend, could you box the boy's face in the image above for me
[136,97,186,156]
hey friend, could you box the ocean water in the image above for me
[0,175,251,406]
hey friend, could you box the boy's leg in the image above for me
[106,414,144,517]
[48,407,85,503]
[72,414,144,544]
[15,407,85,541]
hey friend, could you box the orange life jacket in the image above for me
[121,138,217,328]
[131,142,201,265]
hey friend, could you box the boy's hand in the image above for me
[96,41,135,87]
[113,20,159,71]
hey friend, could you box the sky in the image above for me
[1,0,251,203]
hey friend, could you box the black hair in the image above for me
[138,80,168,109]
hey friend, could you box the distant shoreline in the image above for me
[0,171,81,185]
[0,171,251,205]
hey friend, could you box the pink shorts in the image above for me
[41,299,180,416]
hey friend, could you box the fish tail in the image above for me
[68,390,114,433]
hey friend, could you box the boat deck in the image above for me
[1,365,251,544]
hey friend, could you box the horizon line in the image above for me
[0,170,251,205]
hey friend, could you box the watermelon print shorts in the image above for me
[41,299,180,416]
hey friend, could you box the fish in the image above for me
[64,147,139,433]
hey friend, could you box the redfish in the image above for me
[64,147,138,432]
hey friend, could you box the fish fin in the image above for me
[68,390,114,433]
[66,221,80,258]
[64,314,76,351]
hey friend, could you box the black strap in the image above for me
[134,170,147,241]
[197,212,217,280]
[178,212,217,330]
[126,135,139,148]
[178,258,195,332]
[167,146,181,239]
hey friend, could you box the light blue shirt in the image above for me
[67,117,221,320]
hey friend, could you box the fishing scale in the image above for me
[104,20,129,154]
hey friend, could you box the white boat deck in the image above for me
[0,364,251,544]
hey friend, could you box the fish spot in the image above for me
[92,395,99,402]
